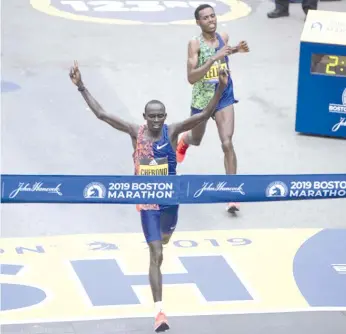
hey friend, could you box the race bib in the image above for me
[139,157,169,176]
[203,58,228,84]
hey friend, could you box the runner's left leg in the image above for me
[214,104,240,213]
[140,206,179,332]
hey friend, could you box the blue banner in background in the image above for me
[1,174,346,204]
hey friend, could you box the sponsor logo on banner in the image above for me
[331,117,346,132]
[83,182,106,199]
[266,180,346,199]
[83,181,175,200]
[329,88,346,114]
[193,182,245,198]
[266,181,288,198]
[30,0,252,25]
[8,182,63,199]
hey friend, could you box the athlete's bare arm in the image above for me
[221,32,249,55]
[187,39,213,84]
[187,39,233,85]
[79,88,139,136]
[69,61,139,139]
[169,68,228,143]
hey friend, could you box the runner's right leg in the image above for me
[176,108,208,163]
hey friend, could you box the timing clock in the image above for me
[311,54,346,77]
[295,10,346,139]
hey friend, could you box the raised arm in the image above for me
[187,39,233,85]
[170,67,228,140]
[187,34,249,85]
[187,39,213,84]
[69,61,139,138]
[221,32,250,55]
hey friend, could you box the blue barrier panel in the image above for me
[1,174,346,204]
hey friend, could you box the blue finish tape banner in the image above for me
[179,174,346,203]
[1,174,346,204]
[0,175,180,205]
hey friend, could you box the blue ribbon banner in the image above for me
[1,174,346,204]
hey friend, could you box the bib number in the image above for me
[139,157,169,176]
[203,59,228,84]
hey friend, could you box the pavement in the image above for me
[1,0,346,333]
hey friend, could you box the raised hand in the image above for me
[237,41,249,53]
[218,66,228,88]
[214,45,233,61]
[69,60,82,86]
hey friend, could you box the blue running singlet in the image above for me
[133,124,179,243]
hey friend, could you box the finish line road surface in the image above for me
[1,0,346,333]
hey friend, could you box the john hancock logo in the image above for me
[193,182,245,198]
[9,182,63,199]
[332,117,346,132]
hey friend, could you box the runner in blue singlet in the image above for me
[69,60,228,333]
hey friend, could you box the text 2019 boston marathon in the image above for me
[1,174,345,204]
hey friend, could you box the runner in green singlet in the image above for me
[176,4,249,214]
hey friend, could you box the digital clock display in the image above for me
[311,54,346,77]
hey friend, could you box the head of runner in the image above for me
[143,100,167,134]
[195,4,217,34]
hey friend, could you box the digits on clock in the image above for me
[311,54,346,77]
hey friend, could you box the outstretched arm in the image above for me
[78,85,138,136]
[69,61,139,138]
[169,68,228,140]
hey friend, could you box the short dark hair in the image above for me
[144,99,165,113]
[194,4,213,20]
